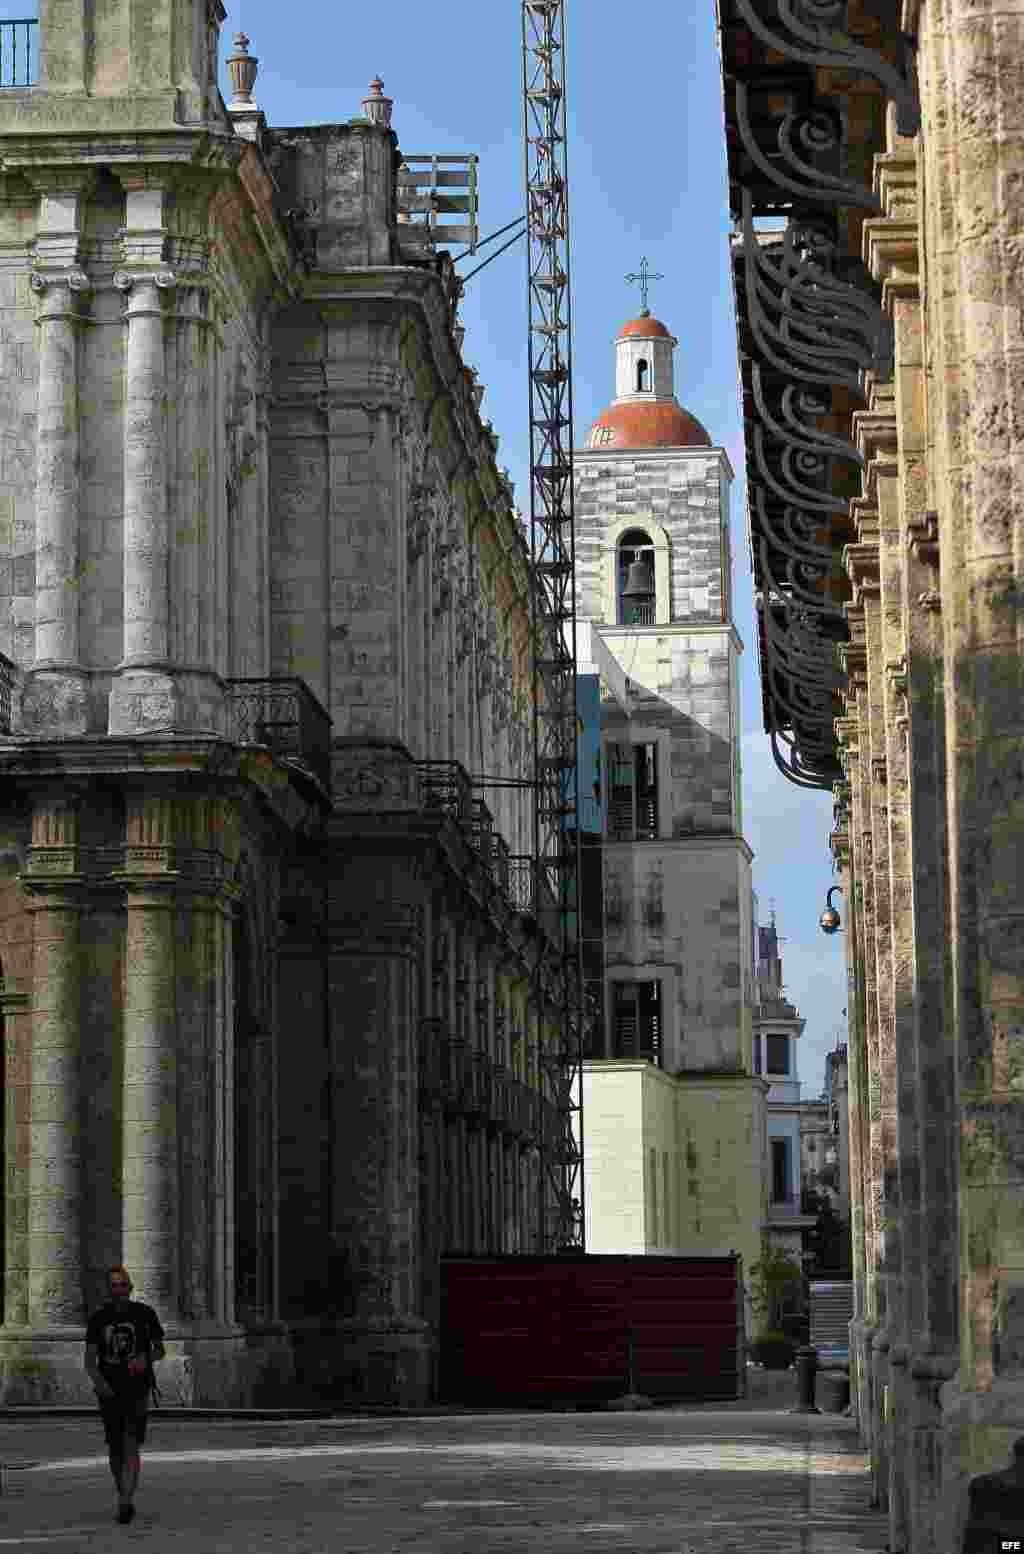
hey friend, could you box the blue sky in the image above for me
[222,0,844,1094]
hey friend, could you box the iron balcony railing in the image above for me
[415,761,560,923]
[416,760,473,825]
[621,601,655,627]
[225,677,331,794]
[418,1022,553,1142]
[0,19,37,87]
[0,651,16,733]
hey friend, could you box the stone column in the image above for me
[916,0,1024,1540]
[108,263,178,735]
[17,168,96,735]
[0,796,92,1402]
[22,797,83,1327]
[0,977,31,1332]
[21,270,91,735]
[116,797,179,1313]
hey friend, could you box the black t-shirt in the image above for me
[85,1301,165,1397]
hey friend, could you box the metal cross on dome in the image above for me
[625,256,664,317]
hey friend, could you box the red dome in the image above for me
[617,315,673,340]
[587,399,712,450]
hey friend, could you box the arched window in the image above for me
[617,528,656,625]
[636,358,649,393]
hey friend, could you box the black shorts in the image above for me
[98,1393,149,1450]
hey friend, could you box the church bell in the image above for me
[621,553,655,601]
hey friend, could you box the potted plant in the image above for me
[748,1243,804,1368]
[749,1329,796,1370]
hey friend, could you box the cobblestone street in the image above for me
[0,1375,888,1553]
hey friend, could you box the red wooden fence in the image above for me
[441,1254,745,1406]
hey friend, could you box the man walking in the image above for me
[84,1266,166,1525]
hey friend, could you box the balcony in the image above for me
[0,20,37,88]
[225,677,331,794]
[0,651,15,733]
[417,760,473,824]
[415,760,560,926]
[419,1024,552,1144]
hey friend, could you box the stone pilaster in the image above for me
[857,392,909,1547]
[843,572,885,1503]
[326,745,431,1404]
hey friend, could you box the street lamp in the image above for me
[819,886,843,935]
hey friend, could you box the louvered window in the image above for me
[766,1033,789,1075]
[606,741,659,841]
[612,980,662,1065]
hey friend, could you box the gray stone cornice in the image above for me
[0,738,325,834]
[602,831,755,864]
[0,133,243,176]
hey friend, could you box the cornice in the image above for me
[594,620,744,653]
[0,132,242,176]
[573,443,734,482]
[0,736,325,834]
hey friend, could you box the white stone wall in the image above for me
[574,448,733,625]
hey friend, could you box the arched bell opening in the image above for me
[617,528,656,625]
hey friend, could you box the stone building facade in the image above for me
[574,312,768,1333]
[716,0,1024,1547]
[0,0,569,1407]
[752,915,817,1263]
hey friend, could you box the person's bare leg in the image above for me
[119,1432,140,1505]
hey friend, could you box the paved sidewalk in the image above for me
[0,1371,884,1554]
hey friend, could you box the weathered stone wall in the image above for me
[0,0,560,1412]
[828,6,1024,1541]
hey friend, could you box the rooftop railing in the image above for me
[0,20,38,88]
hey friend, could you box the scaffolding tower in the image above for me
[521,0,584,1252]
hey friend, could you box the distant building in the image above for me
[751,914,816,1265]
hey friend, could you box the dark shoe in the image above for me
[117,1504,135,1525]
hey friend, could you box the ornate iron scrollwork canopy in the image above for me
[719,0,914,789]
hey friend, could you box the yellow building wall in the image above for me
[582,1061,767,1337]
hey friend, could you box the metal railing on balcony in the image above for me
[0,651,16,733]
[415,761,561,926]
[419,1023,552,1144]
[416,760,473,824]
[0,19,37,87]
[225,677,331,794]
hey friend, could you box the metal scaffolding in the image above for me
[521,0,584,1252]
